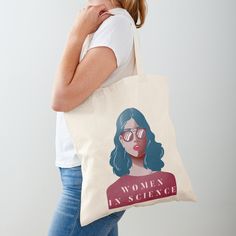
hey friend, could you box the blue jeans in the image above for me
[48,165,126,236]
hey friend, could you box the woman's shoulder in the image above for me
[87,9,135,67]
[106,12,133,24]
[97,10,134,34]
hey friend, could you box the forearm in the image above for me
[53,29,88,89]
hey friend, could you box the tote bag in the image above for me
[64,13,197,226]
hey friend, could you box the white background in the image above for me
[0,0,235,235]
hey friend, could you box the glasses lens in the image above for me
[123,131,133,142]
[137,128,146,139]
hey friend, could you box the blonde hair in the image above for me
[111,0,148,28]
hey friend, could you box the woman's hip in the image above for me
[48,165,126,236]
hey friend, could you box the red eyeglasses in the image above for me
[120,127,146,142]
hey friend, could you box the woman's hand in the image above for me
[70,4,113,37]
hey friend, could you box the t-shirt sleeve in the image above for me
[87,15,134,68]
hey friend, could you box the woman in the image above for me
[110,107,165,177]
[106,107,177,210]
[48,0,147,235]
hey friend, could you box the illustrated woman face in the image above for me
[119,118,147,158]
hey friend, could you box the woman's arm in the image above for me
[50,30,86,106]
[51,4,115,112]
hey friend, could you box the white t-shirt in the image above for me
[55,7,137,167]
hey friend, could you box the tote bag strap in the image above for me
[107,8,144,76]
[131,22,144,76]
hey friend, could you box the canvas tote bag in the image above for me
[64,12,197,226]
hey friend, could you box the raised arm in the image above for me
[51,4,115,112]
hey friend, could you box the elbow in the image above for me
[50,85,85,112]
[51,91,81,112]
[51,101,66,112]
[51,101,72,112]
[51,90,69,112]
[51,103,64,112]
[51,99,71,112]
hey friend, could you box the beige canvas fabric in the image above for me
[64,11,197,226]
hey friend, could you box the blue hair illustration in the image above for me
[109,107,165,177]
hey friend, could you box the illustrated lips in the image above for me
[133,145,140,151]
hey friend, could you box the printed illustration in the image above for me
[106,107,177,209]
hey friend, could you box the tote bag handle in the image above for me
[107,8,144,76]
[131,23,144,76]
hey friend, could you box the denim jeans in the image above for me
[48,165,126,236]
